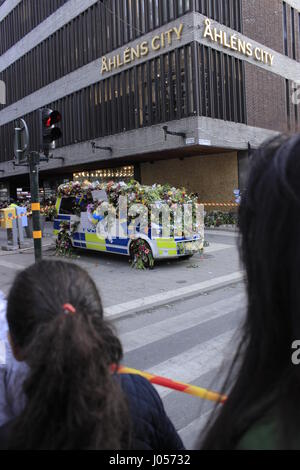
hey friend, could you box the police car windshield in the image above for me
[60,197,75,215]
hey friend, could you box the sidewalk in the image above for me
[0,221,55,256]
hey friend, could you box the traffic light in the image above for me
[39,108,62,156]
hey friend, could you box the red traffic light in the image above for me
[40,107,62,156]
[44,110,62,128]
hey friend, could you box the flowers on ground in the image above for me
[130,238,154,270]
[55,221,80,257]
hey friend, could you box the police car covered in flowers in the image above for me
[54,180,204,268]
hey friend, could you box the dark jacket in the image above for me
[118,373,184,450]
[0,373,184,451]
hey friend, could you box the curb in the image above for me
[104,273,245,322]
[205,226,238,233]
[0,240,55,256]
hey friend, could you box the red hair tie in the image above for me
[63,303,76,315]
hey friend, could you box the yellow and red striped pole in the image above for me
[201,203,239,207]
[117,365,227,404]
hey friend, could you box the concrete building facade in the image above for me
[0,0,299,202]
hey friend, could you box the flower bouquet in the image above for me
[55,220,80,257]
[130,238,154,270]
[42,205,57,221]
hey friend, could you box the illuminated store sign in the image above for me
[203,19,274,66]
[101,24,184,74]
[100,17,275,75]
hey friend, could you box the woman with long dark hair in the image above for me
[0,260,183,450]
[201,134,300,450]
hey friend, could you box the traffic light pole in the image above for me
[14,110,62,263]
[28,152,42,262]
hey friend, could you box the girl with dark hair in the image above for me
[0,260,183,450]
[201,134,300,450]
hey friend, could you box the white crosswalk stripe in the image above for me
[149,329,236,399]
[179,409,213,449]
[0,259,24,270]
[121,293,244,353]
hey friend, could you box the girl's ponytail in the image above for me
[7,260,131,450]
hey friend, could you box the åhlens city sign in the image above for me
[100,18,275,75]
[101,24,184,74]
[203,19,275,66]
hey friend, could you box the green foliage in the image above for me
[204,211,237,227]
[42,205,57,221]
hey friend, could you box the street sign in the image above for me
[14,118,29,163]
[198,138,211,146]
[185,137,195,145]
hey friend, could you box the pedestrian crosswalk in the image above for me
[179,409,213,448]
[149,329,235,399]
[121,293,244,353]
[117,287,245,449]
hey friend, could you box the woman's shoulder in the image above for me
[116,373,162,408]
[235,406,296,450]
[115,373,184,451]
